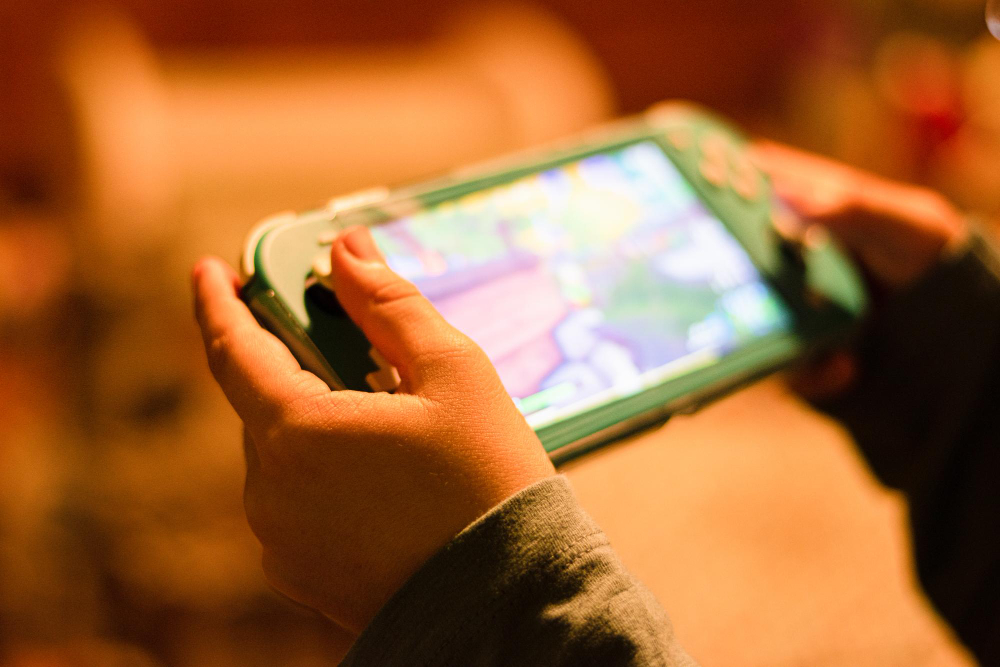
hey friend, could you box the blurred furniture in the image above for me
[54,4,614,292]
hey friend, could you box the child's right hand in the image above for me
[751,141,968,400]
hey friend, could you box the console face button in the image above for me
[699,159,728,187]
[771,209,803,242]
[803,224,831,249]
[667,127,693,151]
[699,133,730,187]
[730,153,760,201]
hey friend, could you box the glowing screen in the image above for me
[372,141,791,427]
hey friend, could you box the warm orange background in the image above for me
[1,1,997,664]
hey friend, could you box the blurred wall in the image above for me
[1,0,831,211]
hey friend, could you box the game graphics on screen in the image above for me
[373,142,790,427]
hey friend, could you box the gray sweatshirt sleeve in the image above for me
[341,475,699,667]
[815,229,1000,664]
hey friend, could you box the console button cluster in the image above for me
[693,131,761,203]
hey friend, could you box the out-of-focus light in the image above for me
[989,0,1000,40]
[873,33,959,117]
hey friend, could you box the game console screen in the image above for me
[372,141,792,428]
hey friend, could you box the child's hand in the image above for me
[751,141,967,400]
[192,226,555,636]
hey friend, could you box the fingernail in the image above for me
[341,226,383,263]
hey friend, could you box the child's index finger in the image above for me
[192,256,330,429]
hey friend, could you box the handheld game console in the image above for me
[240,103,867,463]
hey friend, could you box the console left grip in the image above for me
[244,286,348,390]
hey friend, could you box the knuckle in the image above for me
[423,331,485,368]
[417,334,501,395]
[205,331,235,378]
[369,278,423,309]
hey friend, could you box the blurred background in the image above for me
[2,0,999,665]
